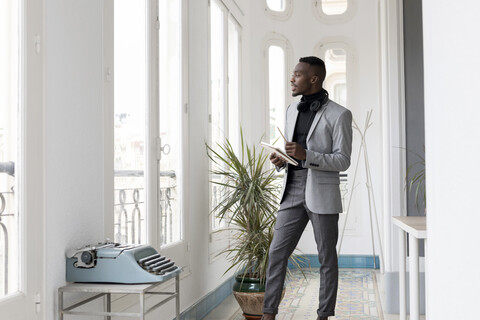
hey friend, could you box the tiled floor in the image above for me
[203,268,425,320]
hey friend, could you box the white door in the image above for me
[0,0,44,318]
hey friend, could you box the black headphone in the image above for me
[297,89,329,112]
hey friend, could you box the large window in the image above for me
[113,0,185,257]
[0,0,20,298]
[159,0,183,246]
[268,45,286,144]
[209,0,241,233]
[114,0,148,245]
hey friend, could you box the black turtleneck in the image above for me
[290,90,327,170]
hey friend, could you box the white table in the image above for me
[58,274,180,319]
[392,216,427,320]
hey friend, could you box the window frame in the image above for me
[264,0,293,21]
[104,0,190,268]
[314,39,353,107]
[312,0,356,24]
[264,33,293,146]
[207,0,243,260]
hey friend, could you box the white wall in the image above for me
[423,0,480,318]
[44,0,105,319]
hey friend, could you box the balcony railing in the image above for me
[0,161,15,296]
[114,170,177,246]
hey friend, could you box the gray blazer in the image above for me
[278,99,353,214]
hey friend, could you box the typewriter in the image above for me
[66,240,181,284]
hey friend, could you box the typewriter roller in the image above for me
[66,241,181,283]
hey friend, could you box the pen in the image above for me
[277,127,288,143]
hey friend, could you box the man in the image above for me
[262,56,352,320]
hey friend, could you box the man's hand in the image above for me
[270,152,286,167]
[285,142,306,160]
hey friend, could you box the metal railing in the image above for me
[114,170,177,246]
[0,161,15,296]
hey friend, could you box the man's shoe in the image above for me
[262,313,276,320]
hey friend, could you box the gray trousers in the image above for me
[263,169,339,318]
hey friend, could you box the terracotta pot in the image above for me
[232,275,284,319]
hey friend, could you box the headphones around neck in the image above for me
[297,90,329,112]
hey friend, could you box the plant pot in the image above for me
[232,275,285,320]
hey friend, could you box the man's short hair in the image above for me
[299,56,326,84]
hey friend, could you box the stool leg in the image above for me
[105,293,111,320]
[176,274,180,320]
[58,291,64,320]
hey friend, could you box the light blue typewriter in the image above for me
[66,241,181,283]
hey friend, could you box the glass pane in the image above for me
[114,0,147,244]
[210,0,226,230]
[322,0,348,15]
[159,0,182,246]
[266,0,285,12]
[0,0,20,297]
[323,48,347,106]
[268,45,285,144]
[228,18,240,154]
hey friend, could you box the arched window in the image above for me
[264,34,293,145]
[265,0,293,20]
[315,41,351,107]
[313,0,356,23]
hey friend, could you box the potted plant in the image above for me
[406,149,426,213]
[206,131,303,319]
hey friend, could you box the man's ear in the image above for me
[311,75,319,85]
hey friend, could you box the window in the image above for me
[159,0,183,246]
[264,34,292,146]
[0,0,20,298]
[114,0,148,245]
[265,0,293,20]
[323,47,347,106]
[268,45,286,144]
[313,0,356,23]
[113,0,186,260]
[209,0,242,233]
[322,0,348,15]
[266,0,285,12]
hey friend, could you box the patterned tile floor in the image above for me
[229,269,382,320]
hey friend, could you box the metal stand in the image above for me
[337,110,385,273]
[58,274,180,320]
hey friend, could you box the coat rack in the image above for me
[337,110,385,273]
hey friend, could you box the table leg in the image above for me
[176,274,180,320]
[140,293,145,320]
[106,292,111,320]
[58,290,64,320]
[399,229,406,320]
[424,238,428,319]
[409,236,420,320]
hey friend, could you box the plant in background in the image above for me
[405,149,426,211]
[206,130,304,283]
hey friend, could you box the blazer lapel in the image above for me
[287,103,299,141]
[306,102,328,141]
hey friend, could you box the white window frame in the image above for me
[264,0,293,21]
[264,33,294,145]
[312,0,357,24]
[0,0,44,317]
[207,0,243,260]
[104,0,190,270]
[314,39,354,106]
